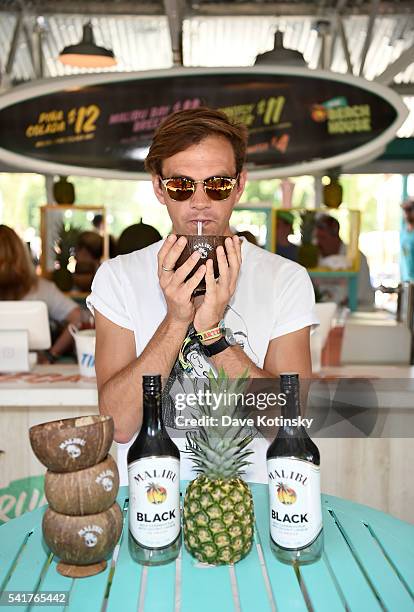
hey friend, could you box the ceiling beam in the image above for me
[1,1,413,17]
[338,15,354,73]
[5,10,24,75]
[163,0,184,66]
[192,2,414,17]
[22,21,37,78]
[375,43,414,85]
[359,0,380,76]
[0,2,164,16]
[391,83,414,96]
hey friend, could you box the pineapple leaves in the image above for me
[184,370,255,479]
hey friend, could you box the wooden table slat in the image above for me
[252,485,308,612]
[62,494,127,612]
[179,547,235,612]
[299,547,346,612]
[106,498,143,612]
[321,499,382,612]
[234,532,274,612]
[333,508,414,611]
[0,504,48,587]
[65,560,110,612]
[0,530,29,588]
[365,524,414,596]
[144,557,177,612]
[4,509,49,594]
[323,494,414,535]
[36,557,73,612]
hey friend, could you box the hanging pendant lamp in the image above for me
[59,21,117,68]
[255,31,306,67]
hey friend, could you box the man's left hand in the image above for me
[193,235,242,332]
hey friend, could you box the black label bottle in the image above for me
[127,374,181,565]
[266,373,323,564]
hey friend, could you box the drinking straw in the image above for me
[197,221,202,236]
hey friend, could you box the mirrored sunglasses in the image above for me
[160,176,238,202]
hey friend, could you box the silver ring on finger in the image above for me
[162,265,174,272]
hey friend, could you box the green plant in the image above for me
[299,211,319,268]
[52,224,81,291]
[299,210,316,245]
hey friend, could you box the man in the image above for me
[87,107,318,483]
[315,213,375,308]
[400,198,414,282]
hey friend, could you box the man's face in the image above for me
[151,135,246,236]
[403,205,414,225]
[315,225,340,256]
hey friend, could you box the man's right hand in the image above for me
[157,235,206,325]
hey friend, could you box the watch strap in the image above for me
[201,336,231,357]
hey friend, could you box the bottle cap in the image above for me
[143,374,162,393]
[280,372,299,380]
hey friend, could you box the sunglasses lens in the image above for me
[204,177,235,201]
[165,178,194,201]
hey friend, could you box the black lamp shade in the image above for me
[59,22,116,68]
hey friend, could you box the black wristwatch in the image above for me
[200,328,237,357]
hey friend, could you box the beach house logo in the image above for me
[96,469,115,492]
[59,437,86,459]
[78,524,103,548]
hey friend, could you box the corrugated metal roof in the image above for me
[0,6,413,135]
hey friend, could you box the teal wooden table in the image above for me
[1,485,413,612]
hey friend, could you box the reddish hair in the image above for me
[145,107,248,176]
[0,225,38,300]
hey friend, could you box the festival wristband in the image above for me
[196,321,225,344]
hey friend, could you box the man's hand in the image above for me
[193,235,241,332]
[158,235,206,325]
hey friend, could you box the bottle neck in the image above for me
[142,392,164,436]
[280,380,301,436]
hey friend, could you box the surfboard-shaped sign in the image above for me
[0,66,407,179]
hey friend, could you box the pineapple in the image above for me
[183,369,255,565]
[298,210,319,268]
[323,171,343,209]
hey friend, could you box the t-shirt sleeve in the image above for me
[42,281,77,323]
[86,259,134,330]
[271,267,319,339]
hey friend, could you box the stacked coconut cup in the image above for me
[29,415,123,578]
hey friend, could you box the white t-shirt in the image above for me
[25,278,77,323]
[87,238,319,484]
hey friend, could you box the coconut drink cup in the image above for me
[29,415,113,473]
[174,235,227,295]
[42,503,123,577]
[45,454,119,516]
[29,414,122,578]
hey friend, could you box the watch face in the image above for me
[224,329,236,346]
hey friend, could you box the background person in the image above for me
[0,224,81,362]
[116,220,162,255]
[314,213,375,309]
[400,198,414,282]
[275,210,298,262]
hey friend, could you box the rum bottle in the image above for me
[128,374,181,565]
[267,373,323,564]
